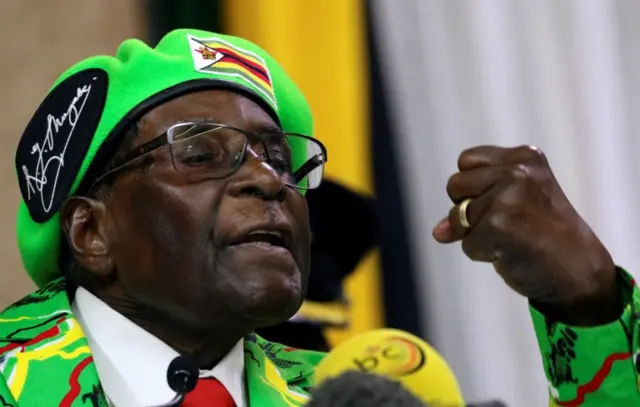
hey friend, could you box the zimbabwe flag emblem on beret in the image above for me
[188,34,277,110]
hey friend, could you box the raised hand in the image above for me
[432,145,620,325]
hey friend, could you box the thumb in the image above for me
[432,217,458,243]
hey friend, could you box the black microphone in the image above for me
[307,370,508,407]
[307,370,427,407]
[147,356,199,407]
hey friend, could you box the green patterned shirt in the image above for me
[0,279,324,407]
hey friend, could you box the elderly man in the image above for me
[0,28,638,407]
[3,29,325,407]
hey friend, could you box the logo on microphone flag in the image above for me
[188,34,277,110]
[313,329,466,407]
[357,336,426,377]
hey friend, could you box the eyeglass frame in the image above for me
[87,121,328,192]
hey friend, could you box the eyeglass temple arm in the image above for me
[292,155,324,185]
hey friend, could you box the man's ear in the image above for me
[60,196,114,277]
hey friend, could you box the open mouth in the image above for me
[229,230,290,250]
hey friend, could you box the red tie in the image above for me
[182,378,236,407]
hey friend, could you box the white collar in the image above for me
[72,287,246,407]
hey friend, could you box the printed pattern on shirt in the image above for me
[0,279,322,407]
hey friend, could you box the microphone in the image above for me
[307,370,427,406]
[307,370,507,407]
[312,328,506,407]
[147,356,199,407]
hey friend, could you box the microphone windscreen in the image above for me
[167,355,199,393]
[313,328,465,406]
[307,370,427,407]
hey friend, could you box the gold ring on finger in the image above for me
[458,198,472,229]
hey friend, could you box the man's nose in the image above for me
[226,148,287,201]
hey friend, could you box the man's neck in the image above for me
[95,290,250,369]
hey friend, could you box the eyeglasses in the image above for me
[91,121,328,191]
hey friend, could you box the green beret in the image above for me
[15,29,313,288]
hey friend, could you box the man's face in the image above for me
[98,90,311,329]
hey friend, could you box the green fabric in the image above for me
[16,28,313,288]
[531,267,640,406]
[0,279,324,406]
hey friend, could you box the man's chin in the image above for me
[231,274,304,327]
[214,246,307,326]
[231,306,301,330]
[222,269,304,328]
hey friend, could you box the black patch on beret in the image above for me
[16,69,108,222]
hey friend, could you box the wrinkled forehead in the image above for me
[134,89,280,146]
